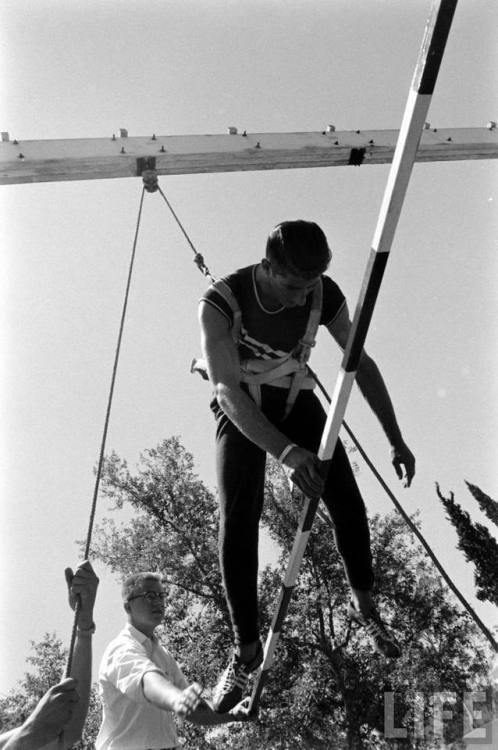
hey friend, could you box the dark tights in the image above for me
[212,386,374,646]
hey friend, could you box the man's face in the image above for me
[126,577,165,635]
[268,267,321,308]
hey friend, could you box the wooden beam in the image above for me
[0,126,496,185]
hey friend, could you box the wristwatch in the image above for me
[77,622,96,636]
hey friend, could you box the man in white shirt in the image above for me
[96,571,251,750]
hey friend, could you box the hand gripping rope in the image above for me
[63,187,148,678]
[63,168,215,681]
[63,167,216,679]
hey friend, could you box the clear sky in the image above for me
[1,0,497,694]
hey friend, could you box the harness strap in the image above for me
[210,278,242,343]
[240,280,323,416]
[283,280,323,418]
[203,275,323,416]
[241,356,303,385]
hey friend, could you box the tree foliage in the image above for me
[436,482,498,607]
[3,440,493,750]
[0,633,66,734]
[0,633,101,750]
[465,482,498,529]
[88,438,492,749]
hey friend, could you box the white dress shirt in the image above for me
[95,623,188,750]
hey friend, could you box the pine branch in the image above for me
[466,480,498,528]
[436,483,498,606]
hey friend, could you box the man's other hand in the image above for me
[64,560,99,627]
[283,446,325,499]
[24,678,79,744]
[390,441,416,488]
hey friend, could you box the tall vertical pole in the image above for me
[249,0,458,712]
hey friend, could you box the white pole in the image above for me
[250,0,458,712]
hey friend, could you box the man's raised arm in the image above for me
[327,303,415,487]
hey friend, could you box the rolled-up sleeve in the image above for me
[103,641,164,704]
[164,654,189,692]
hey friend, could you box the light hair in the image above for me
[121,572,164,602]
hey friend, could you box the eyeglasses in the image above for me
[128,591,166,604]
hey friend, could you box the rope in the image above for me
[156,185,214,280]
[308,366,498,653]
[64,186,147,677]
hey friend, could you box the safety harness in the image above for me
[210,276,323,419]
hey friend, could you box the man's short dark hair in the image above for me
[121,572,164,602]
[265,220,332,278]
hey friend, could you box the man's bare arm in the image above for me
[142,674,251,726]
[199,301,289,457]
[0,562,99,750]
[142,672,197,714]
[0,680,79,750]
[327,303,415,486]
[62,561,99,747]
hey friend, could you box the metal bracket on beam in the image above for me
[137,157,158,192]
[348,147,366,166]
[136,156,156,175]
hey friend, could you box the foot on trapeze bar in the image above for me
[348,601,401,658]
[213,641,263,713]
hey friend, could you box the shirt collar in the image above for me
[123,622,155,645]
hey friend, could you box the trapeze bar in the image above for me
[0,127,496,185]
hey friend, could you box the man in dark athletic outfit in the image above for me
[198,220,415,712]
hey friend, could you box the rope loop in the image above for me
[193,252,210,277]
[156,185,215,281]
